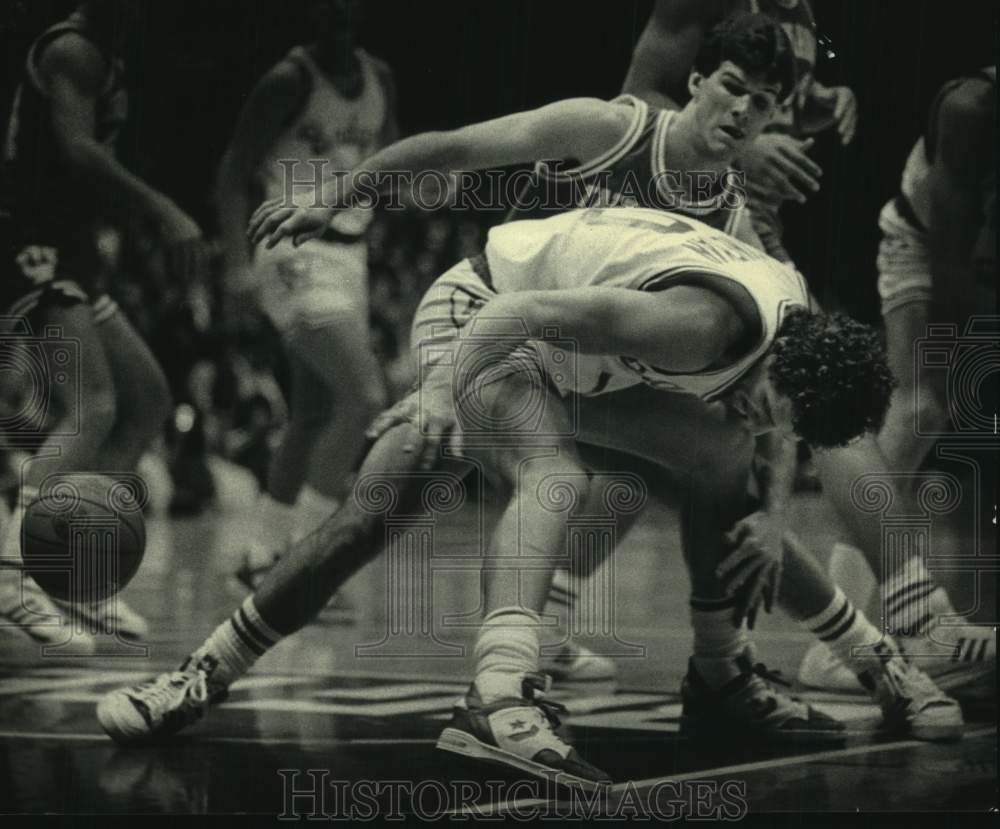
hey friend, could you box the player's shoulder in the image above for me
[364,52,395,83]
[37,30,107,91]
[937,74,995,125]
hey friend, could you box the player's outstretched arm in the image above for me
[621,0,725,110]
[247,97,630,247]
[43,33,207,280]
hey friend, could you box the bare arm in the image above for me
[248,97,632,246]
[216,62,308,275]
[43,34,187,230]
[621,0,725,110]
[460,284,736,373]
[928,79,994,325]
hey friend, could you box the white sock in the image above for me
[186,596,283,687]
[474,607,541,703]
[689,596,748,689]
[802,586,892,674]
[829,542,877,619]
[291,485,339,543]
[882,556,947,637]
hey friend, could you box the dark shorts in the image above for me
[0,213,116,332]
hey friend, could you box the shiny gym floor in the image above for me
[1,458,996,819]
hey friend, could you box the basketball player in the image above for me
[0,0,207,649]
[248,11,795,677]
[800,68,998,691]
[215,0,394,581]
[622,0,857,264]
[623,0,995,684]
[98,209,960,788]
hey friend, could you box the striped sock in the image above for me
[882,557,945,637]
[186,597,283,687]
[474,607,541,703]
[802,587,891,674]
[689,595,748,689]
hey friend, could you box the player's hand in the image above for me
[365,382,464,471]
[247,198,334,249]
[717,510,785,629]
[739,134,822,204]
[829,86,858,145]
[156,205,210,282]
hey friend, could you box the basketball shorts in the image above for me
[876,198,932,315]
[252,234,369,335]
[0,214,118,331]
[410,255,497,370]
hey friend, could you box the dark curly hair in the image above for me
[693,13,798,102]
[769,308,897,449]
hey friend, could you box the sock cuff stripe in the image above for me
[236,607,278,653]
[241,599,282,645]
[810,596,851,635]
[549,583,577,597]
[483,607,541,626]
[820,608,858,643]
[545,596,571,609]
[690,595,738,611]
[885,579,936,611]
[228,617,267,657]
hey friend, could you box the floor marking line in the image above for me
[0,729,439,747]
[456,725,997,816]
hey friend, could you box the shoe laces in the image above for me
[136,670,209,717]
[522,673,568,729]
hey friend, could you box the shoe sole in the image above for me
[436,727,608,791]
[678,715,848,744]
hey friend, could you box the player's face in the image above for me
[723,354,796,438]
[690,61,781,157]
[313,0,365,47]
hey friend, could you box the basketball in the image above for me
[19,474,148,603]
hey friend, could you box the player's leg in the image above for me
[90,298,172,471]
[96,414,443,741]
[0,292,112,653]
[289,315,387,535]
[52,299,171,639]
[436,369,611,787]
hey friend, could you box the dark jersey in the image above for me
[505,95,753,241]
[3,11,127,245]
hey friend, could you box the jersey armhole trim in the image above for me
[532,94,649,181]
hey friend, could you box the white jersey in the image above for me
[484,208,811,400]
[258,46,388,239]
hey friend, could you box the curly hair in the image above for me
[693,13,798,102]
[769,308,897,449]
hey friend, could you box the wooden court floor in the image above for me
[1,460,996,818]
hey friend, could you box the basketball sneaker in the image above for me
[857,646,964,742]
[541,642,617,683]
[436,673,611,790]
[799,621,996,694]
[0,571,97,655]
[680,644,846,743]
[96,658,228,744]
[56,595,150,641]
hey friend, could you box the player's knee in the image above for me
[517,455,592,507]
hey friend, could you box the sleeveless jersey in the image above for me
[484,207,810,400]
[3,11,127,224]
[505,96,751,239]
[257,46,387,240]
[896,68,996,233]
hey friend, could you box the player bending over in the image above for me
[97,209,962,788]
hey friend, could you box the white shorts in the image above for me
[409,256,497,373]
[876,199,932,315]
[252,237,368,334]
